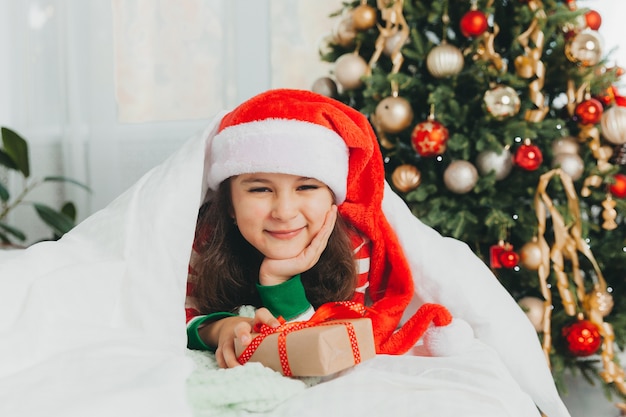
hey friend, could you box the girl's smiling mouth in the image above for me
[266,227,305,240]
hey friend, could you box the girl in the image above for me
[183,89,570,417]
[185,88,451,368]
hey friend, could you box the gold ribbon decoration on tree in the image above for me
[367,0,409,75]
[468,0,505,72]
[566,80,617,229]
[367,0,410,149]
[515,0,549,123]
[533,169,626,394]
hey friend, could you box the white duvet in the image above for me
[0,117,571,417]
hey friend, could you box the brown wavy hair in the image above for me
[192,179,357,315]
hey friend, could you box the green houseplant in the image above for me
[0,127,90,247]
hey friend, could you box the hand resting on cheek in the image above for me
[259,205,338,286]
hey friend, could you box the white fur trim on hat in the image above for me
[207,118,349,203]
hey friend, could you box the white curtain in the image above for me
[0,0,339,244]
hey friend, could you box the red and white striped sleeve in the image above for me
[349,230,371,305]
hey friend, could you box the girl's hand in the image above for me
[208,308,280,368]
[259,205,337,286]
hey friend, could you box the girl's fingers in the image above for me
[234,320,254,347]
[254,307,280,328]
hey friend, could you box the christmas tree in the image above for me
[314,0,626,401]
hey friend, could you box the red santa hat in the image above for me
[206,89,454,355]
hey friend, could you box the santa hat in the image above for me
[206,89,457,355]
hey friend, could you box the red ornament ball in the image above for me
[616,96,626,107]
[585,10,602,31]
[498,249,520,268]
[411,119,449,157]
[460,10,488,38]
[562,319,602,357]
[514,143,543,171]
[609,173,626,198]
[575,98,603,124]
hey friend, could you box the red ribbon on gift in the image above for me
[237,301,369,376]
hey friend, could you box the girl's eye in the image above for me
[248,187,272,193]
[297,184,320,191]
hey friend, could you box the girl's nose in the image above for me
[271,194,298,220]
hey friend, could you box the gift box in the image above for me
[234,317,375,377]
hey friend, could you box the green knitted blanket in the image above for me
[186,350,320,416]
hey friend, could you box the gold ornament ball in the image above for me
[483,85,521,119]
[392,164,422,193]
[352,4,378,31]
[552,153,585,181]
[475,148,513,181]
[565,31,603,67]
[519,241,543,271]
[443,161,478,194]
[584,290,614,317]
[551,136,580,156]
[334,53,368,90]
[426,42,464,78]
[600,105,626,145]
[375,96,414,134]
[311,77,338,98]
[518,296,545,332]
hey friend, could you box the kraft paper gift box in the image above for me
[234,318,376,377]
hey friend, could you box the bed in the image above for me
[0,117,572,417]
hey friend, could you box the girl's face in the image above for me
[230,172,334,260]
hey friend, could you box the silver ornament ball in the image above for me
[552,153,585,181]
[601,105,626,145]
[426,42,464,78]
[476,148,513,181]
[311,77,338,98]
[518,296,545,332]
[334,53,368,90]
[444,160,478,194]
[551,136,580,155]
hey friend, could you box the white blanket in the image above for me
[0,118,570,417]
